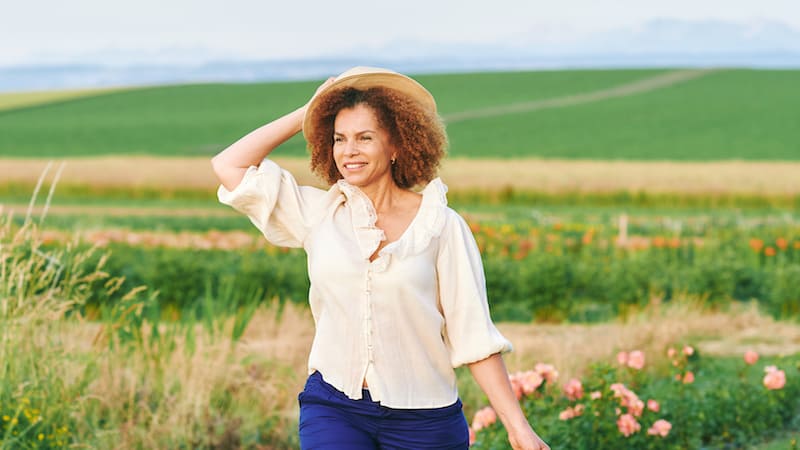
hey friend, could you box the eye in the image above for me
[333,136,344,143]
[360,135,372,141]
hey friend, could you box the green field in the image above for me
[1,68,798,159]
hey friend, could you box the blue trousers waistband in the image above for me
[298,371,469,449]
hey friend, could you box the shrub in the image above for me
[470,348,800,450]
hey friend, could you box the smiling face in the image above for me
[332,103,397,189]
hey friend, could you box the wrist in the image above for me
[505,416,534,435]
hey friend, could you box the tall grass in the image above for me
[0,207,304,448]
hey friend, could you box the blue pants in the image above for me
[298,371,470,449]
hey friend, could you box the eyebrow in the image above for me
[333,129,377,136]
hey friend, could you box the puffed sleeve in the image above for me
[217,158,326,248]
[436,209,513,368]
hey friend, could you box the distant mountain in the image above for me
[1,19,798,92]
[574,19,800,54]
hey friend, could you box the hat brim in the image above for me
[302,69,437,142]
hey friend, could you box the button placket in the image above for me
[365,268,374,362]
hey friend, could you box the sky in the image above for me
[2,0,799,66]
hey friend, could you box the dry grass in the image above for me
[500,299,800,382]
[57,299,800,398]
[2,157,800,195]
[0,87,130,111]
[57,302,315,447]
[45,297,800,447]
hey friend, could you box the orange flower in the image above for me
[668,237,681,249]
[749,238,764,252]
[764,246,776,257]
[776,237,788,250]
[794,240,800,250]
[652,236,666,248]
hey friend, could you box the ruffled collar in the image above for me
[336,178,448,270]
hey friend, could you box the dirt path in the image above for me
[442,68,718,123]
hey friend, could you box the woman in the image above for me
[212,67,549,450]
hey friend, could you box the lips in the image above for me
[343,162,367,170]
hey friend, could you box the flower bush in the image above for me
[36,216,798,322]
[470,348,799,449]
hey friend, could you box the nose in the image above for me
[343,139,359,156]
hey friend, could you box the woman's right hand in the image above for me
[211,76,336,191]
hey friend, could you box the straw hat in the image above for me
[302,66,437,141]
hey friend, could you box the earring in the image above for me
[391,157,396,165]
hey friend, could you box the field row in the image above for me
[3,157,800,195]
[34,210,792,323]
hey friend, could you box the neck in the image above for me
[358,178,403,213]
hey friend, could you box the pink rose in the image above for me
[617,351,629,365]
[519,370,545,395]
[469,427,476,445]
[508,376,524,400]
[647,399,660,412]
[683,345,694,356]
[629,398,645,418]
[617,413,641,437]
[610,383,627,397]
[683,371,695,384]
[627,350,646,370]
[590,391,602,400]
[534,363,559,383]
[647,419,672,437]
[744,350,759,365]
[472,406,497,431]
[563,378,584,401]
[763,366,786,390]
[509,370,544,397]
[559,404,585,420]
[667,347,677,358]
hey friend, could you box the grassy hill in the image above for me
[0,68,798,160]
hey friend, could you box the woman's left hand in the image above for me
[508,422,550,450]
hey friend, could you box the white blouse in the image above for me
[218,159,512,409]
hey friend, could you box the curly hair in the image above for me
[305,86,448,189]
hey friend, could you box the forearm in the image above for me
[211,106,305,191]
[468,353,531,434]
